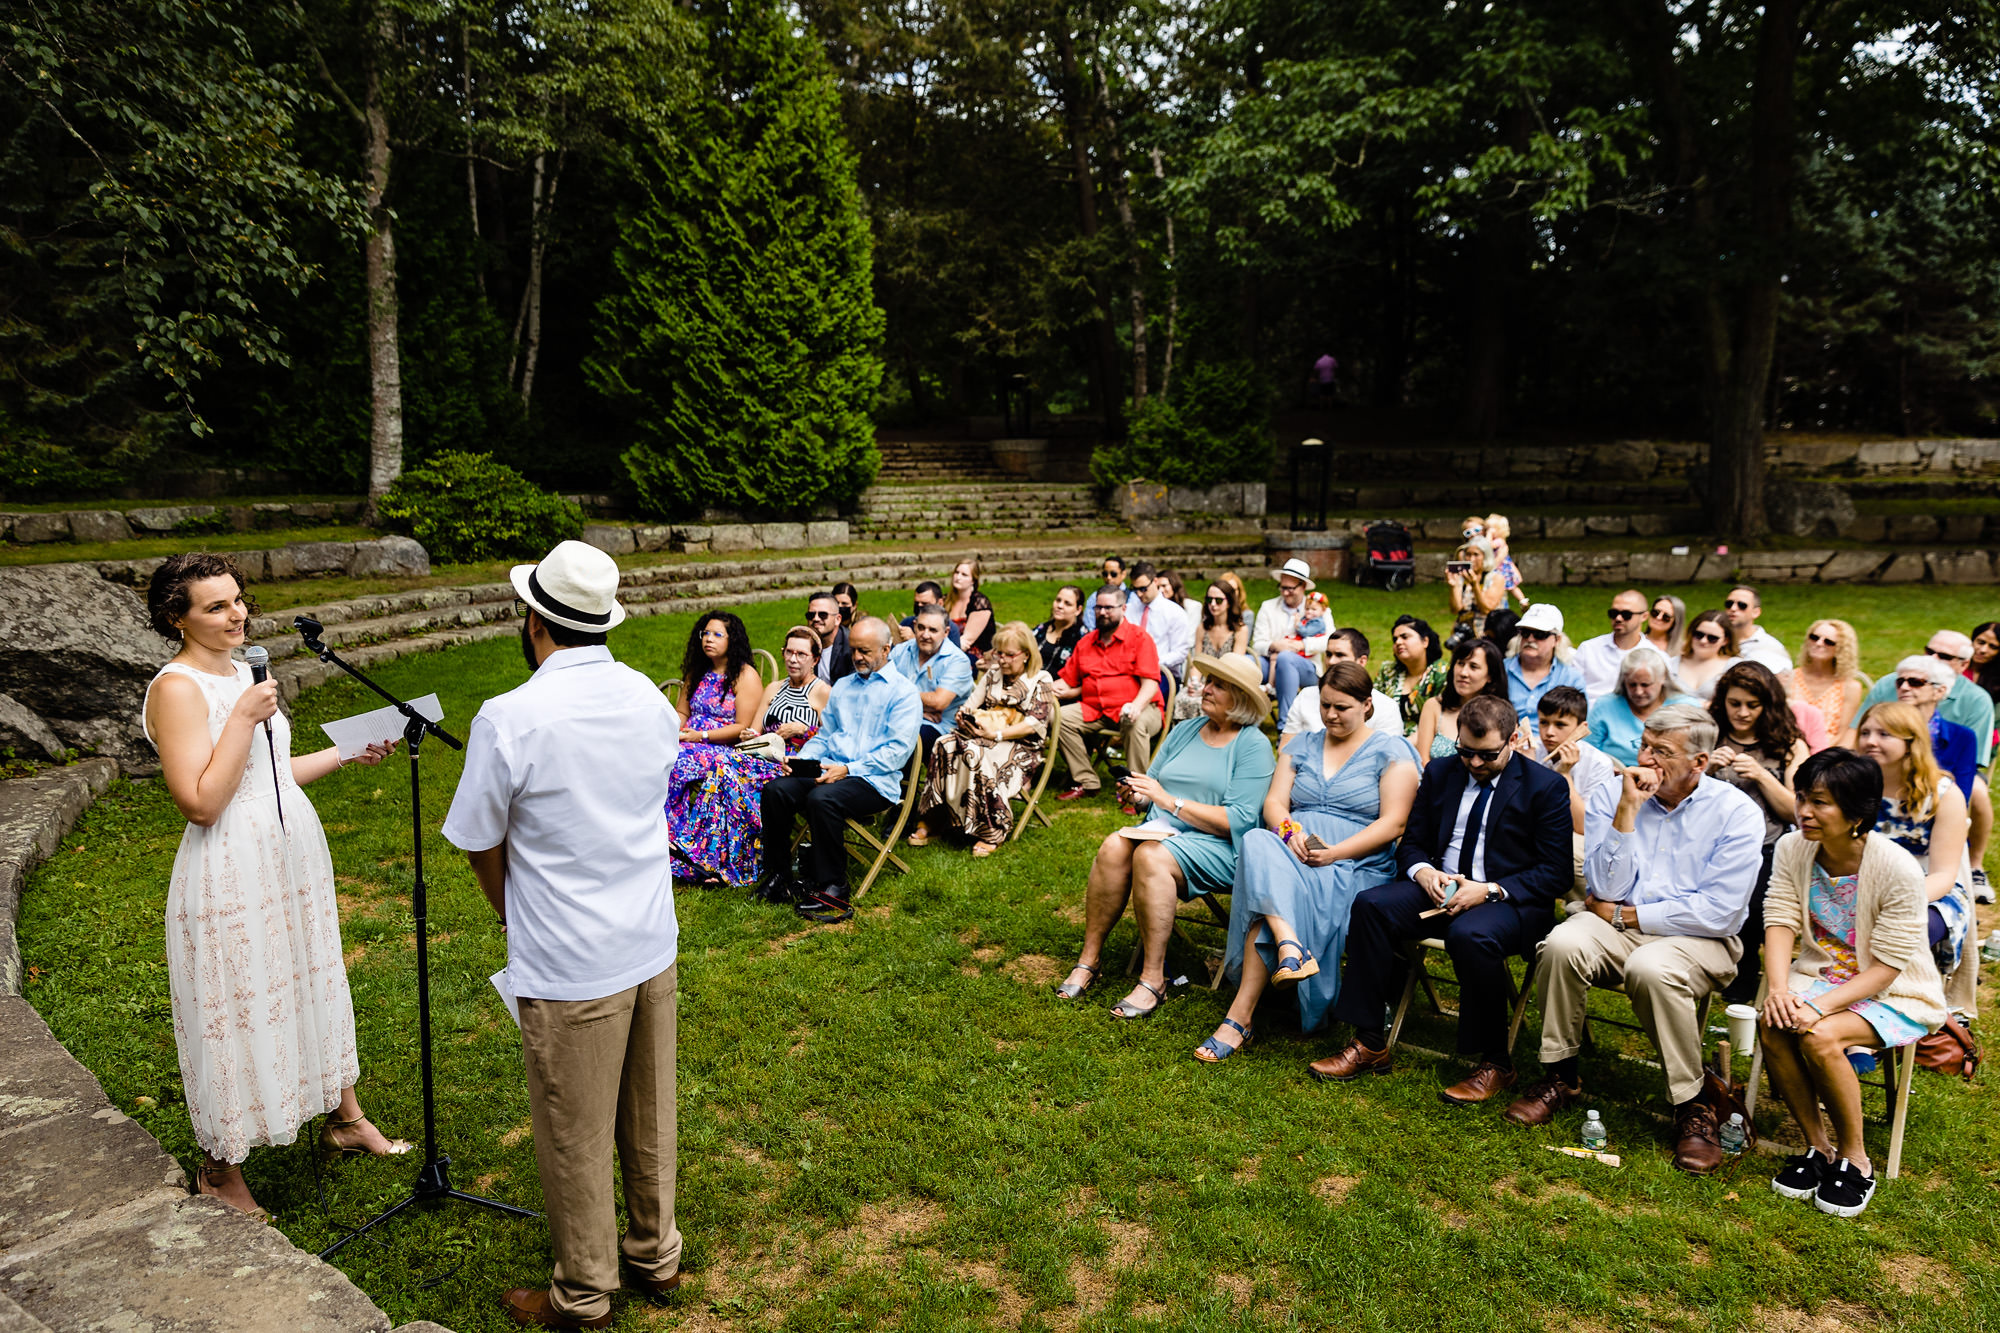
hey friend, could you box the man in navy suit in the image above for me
[1309,693,1573,1103]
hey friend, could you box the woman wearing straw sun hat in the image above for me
[1251,557,1330,721]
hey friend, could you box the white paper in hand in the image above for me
[321,694,443,760]
[490,969,521,1028]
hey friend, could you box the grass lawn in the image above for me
[18,577,2000,1332]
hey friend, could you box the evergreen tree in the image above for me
[586,0,883,519]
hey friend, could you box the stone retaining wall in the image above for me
[1291,436,2000,485]
[91,535,431,585]
[1411,546,1999,587]
[1,500,365,546]
[0,759,116,996]
[581,518,850,556]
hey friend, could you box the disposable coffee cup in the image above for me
[1725,1003,1757,1056]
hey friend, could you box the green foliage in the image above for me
[373,451,583,563]
[586,0,884,519]
[1091,362,1274,488]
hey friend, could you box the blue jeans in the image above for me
[1268,653,1317,720]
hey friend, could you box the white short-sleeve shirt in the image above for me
[442,646,681,1001]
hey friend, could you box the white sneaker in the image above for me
[1973,867,1993,905]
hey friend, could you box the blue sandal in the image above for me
[1269,941,1320,987]
[1195,1017,1254,1063]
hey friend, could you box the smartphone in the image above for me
[1446,560,1471,575]
[786,758,823,780]
[1303,834,1330,853]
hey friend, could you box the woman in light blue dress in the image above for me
[1196,662,1419,1059]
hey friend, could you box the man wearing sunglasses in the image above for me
[808,592,854,685]
[1309,694,1572,1105]
[1504,603,1584,716]
[1720,585,1791,672]
[1573,590,1649,698]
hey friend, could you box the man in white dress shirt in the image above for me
[1571,588,1648,698]
[442,540,684,1330]
[1279,628,1401,740]
[1723,584,1791,672]
[1503,702,1763,1176]
[1128,561,1193,681]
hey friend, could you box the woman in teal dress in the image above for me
[1054,655,1276,1019]
[1196,663,1420,1060]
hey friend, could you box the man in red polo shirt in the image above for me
[1055,585,1163,798]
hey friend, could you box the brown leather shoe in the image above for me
[1673,1101,1724,1175]
[1440,1061,1518,1106]
[626,1268,685,1300]
[502,1288,612,1330]
[1306,1039,1394,1083]
[1504,1078,1582,1127]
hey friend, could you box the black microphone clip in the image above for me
[293,615,327,656]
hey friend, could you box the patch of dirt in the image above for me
[1233,1155,1261,1184]
[958,928,981,945]
[728,1141,769,1167]
[1441,1207,1472,1229]
[973,945,1001,963]
[789,1027,812,1058]
[472,1171,506,1192]
[832,1199,946,1254]
[1312,1174,1359,1203]
[864,903,891,920]
[991,1037,1019,1052]
[343,944,367,966]
[1062,1216,1154,1317]
[767,921,854,953]
[1055,902,1087,926]
[1492,1173,1598,1209]
[1004,953,1062,986]
[957,1259,1030,1328]
[1215,1272,1253,1310]
[1751,1301,1879,1331]
[1880,1254,1960,1298]
[498,1118,532,1148]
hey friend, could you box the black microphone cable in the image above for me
[243,645,285,833]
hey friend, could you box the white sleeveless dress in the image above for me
[144,661,358,1163]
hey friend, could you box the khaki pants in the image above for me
[518,963,681,1321]
[1534,912,1739,1105]
[1057,702,1163,790]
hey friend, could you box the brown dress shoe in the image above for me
[1306,1039,1394,1083]
[1504,1078,1582,1127]
[502,1287,612,1330]
[627,1268,685,1300]
[1440,1061,1518,1106]
[1673,1102,1724,1175]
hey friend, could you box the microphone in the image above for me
[243,645,285,831]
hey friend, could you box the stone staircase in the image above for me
[872,439,1011,481]
[851,482,1111,542]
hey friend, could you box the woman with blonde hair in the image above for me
[1785,619,1866,747]
[1855,702,1976,1023]
[911,621,1055,855]
[1645,595,1688,660]
[946,553,996,659]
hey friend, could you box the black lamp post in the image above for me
[1289,437,1328,531]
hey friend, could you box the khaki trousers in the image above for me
[518,963,681,1321]
[1533,912,1740,1105]
[1056,703,1162,790]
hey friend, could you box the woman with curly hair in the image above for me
[1414,637,1512,761]
[1707,661,1810,1001]
[1784,619,1866,749]
[666,612,781,885]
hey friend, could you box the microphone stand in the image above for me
[291,617,540,1259]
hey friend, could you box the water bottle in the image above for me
[1983,929,2000,964]
[1579,1110,1608,1151]
[1720,1112,1747,1156]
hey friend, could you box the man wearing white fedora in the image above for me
[442,539,685,1330]
[1252,557,1332,722]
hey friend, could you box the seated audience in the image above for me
[1706,662,1809,1003]
[1179,582,1252,721]
[1893,654,1979,799]
[1200,664,1419,1061]
[809,591,853,684]
[1645,594,1688,660]
[1034,585,1088,676]
[1054,655,1275,1018]
[1856,703,1976,1025]
[1053,588,1164,798]
[666,612,779,886]
[1253,558,1331,720]
[1784,619,1865,751]
[1309,695,1571,1104]
[1723,585,1792,672]
[1129,560,1193,681]
[1672,609,1737,700]
[1447,537,1507,638]
[1164,570,1202,630]
[1587,646,1688,766]
[1504,703,1763,1175]
[1080,554,1127,630]
[1375,615,1448,736]
[760,618,921,924]
[911,621,1055,856]
[897,580,962,646]
[1280,629,1401,740]
[1573,589,1648,698]
[888,604,975,748]
[1415,638,1512,762]
[1759,749,1947,1219]
[1968,619,2000,901]
[832,581,861,626]
[1524,685,1615,901]
[754,625,830,754]
[946,555,996,660]
[1504,603,1583,717]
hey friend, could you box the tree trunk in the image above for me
[1095,66,1146,406]
[1053,24,1120,426]
[508,152,544,384]
[1150,147,1176,399]
[363,6,404,505]
[463,20,482,296]
[518,151,562,409]
[1457,106,1533,438]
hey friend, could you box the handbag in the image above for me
[1914,1015,1981,1080]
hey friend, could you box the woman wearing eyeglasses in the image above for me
[1671,609,1737,700]
[1644,595,1688,660]
[753,625,832,755]
[1785,620,1865,750]
[1586,645,1691,766]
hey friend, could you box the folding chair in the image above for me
[794,747,925,903]
[1157,674,1178,740]
[1386,938,1536,1057]
[753,648,780,683]
[658,677,684,709]
[1743,1026,1918,1179]
[1008,702,1064,842]
[1126,890,1232,990]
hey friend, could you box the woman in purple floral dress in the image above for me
[667,613,781,885]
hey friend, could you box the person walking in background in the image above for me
[442,540,684,1329]
[1312,351,1338,405]
[144,553,407,1221]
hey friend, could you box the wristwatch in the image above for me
[1172,796,1186,817]
[1484,885,1501,905]
[1612,903,1628,932]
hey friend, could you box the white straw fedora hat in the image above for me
[511,539,628,633]
[1268,557,1316,591]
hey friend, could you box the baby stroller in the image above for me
[1356,520,1416,592]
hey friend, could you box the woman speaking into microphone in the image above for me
[143,553,407,1218]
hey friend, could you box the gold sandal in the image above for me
[320,1113,414,1158]
[195,1159,272,1224]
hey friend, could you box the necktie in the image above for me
[1458,780,1493,879]
[1140,600,1150,630]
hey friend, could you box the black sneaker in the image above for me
[1814,1157,1877,1217]
[1770,1146,1829,1201]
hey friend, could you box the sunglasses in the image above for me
[1650,608,1675,620]
[1456,743,1507,762]
[1519,628,1554,641]
[807,609,836,620]
[1925,647,1968,662]
[1725,599,1753,611]
[1896,676,1933,690]
[1206,595,1227,603]
[1607,609,1640,621]
[1806,632,1838,646]
[1690,630,1724,644]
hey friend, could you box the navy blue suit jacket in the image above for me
[1394,752,1573,911]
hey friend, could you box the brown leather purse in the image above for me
[1914,1016,1981,1080]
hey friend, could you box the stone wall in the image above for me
[579,519,851,556]
[1410,546,1998,587]
[91,535,430,586]
[1284,436,2000,486]
[0,500,365,545]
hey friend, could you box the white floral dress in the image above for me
[144,661,358,1163]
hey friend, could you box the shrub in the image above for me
[1090,362,1275,489]
[374,451,583,564]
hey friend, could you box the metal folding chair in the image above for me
[799,747,924,902]
[1386,937,1536,1056]
[1744,1024,1918,1179]
[1126,890,1232,990]
[1008,701,1064,842]
[753,648,779,683]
